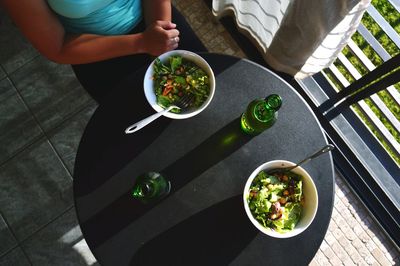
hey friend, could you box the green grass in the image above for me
[372,0,400,34]
[322,0,400,165]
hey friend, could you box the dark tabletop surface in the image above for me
[73,53,334,266]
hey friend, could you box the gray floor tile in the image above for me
[0,213,17,257]
[9,56,92,131]
[0,247,31,266]
[0,7,39,75]
[0,138,73,241]
[21,208,98,266]
[49,101,98,174]
[0,78,43,165]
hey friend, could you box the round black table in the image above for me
[73,53,334,266]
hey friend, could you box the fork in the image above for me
[266,144,335,174]
[125,94,194,134]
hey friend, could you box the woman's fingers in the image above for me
[166,29,180,39]
[155,20,176,30]
[161,28,180,50]
[143,21,181,55]
[155,20,179,39]
[169,36,180,44]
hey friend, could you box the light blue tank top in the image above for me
[47,0,142,35]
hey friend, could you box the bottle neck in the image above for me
[264,94,282,111]
[254,101,275,122]
[132,182,154,198]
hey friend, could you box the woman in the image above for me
[1,0,207,102]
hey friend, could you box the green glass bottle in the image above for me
[240,94,282,135]
[132,172,171,203]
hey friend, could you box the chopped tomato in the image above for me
[162,86,172,96]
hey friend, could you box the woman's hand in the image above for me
[141,20,180,56]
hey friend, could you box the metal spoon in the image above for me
[268,144,335,174]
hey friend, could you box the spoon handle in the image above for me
[289,144,335,171]
[125,105,176,134]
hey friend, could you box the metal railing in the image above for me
[323,3,400,165]
[297,1,400,247]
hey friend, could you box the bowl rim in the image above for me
[243,160,318,238]
[143,50,216,119]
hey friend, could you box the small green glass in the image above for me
[132,172,171,203]
[240,94,282,135]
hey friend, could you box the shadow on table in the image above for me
[74,54,242,197]
[81,117,253,248]
[129,195,259,266]
[73,67,171,197]
[162,117,252,192]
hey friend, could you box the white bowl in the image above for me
[243,160,318,238]
[143,50,216,119]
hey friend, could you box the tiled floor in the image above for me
[0,1,399,265]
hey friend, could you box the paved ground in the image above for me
[0,0,399,265]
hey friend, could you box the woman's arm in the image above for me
[141,0,180,55]
[1,0,179,64]
[142,0,172,24]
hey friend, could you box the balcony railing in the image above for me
[297,0,400,248]
[324,2,400,163]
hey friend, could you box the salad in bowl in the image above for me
[143,50,215,119]
[243,160,318,238]
[247,169,303,233]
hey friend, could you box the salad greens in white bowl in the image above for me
[243,160,318,238]
[143,50,216,119]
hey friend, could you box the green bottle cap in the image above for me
[265,94,282,111]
